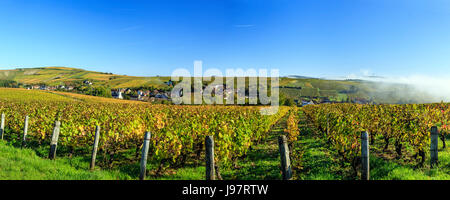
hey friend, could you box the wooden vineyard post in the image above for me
[430,126,439,168]
[90,126,101,170]
[361,131,370,180]
[49,121,61,159]
[139,132,151,180]
[278,135,292,180]
[205,136,215,180]
[22,116,29,148]
[0,113,4,140]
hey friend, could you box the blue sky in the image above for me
[1,0,450,78]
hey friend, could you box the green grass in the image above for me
[0,141,131,180]
[294,136,343,180]
[294,120,450,180]
[370,156,450,180]
[152,167,205,180]
[220,121,284,180]
[370,137,450,180]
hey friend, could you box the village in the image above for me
[25,80,172,103]
[23,79,373,106]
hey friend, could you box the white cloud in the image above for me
[233,24,255,28]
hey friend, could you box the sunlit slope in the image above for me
[0,88,146,104]
[0,67,171,89]
[0,88,76,102]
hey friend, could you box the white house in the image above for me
[112,90,123,99]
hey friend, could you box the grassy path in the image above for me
[294,135,343,180]
[220,116,288,180]
[293,111,344,180]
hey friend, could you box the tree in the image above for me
[284,98,295,106]
[0,80,19,88]
[91,87,112,98]
[279,92,295,106]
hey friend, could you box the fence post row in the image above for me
[430,126,439,168]
[205,136,215,180]
[90,126,101,170]
[361,131,370,180]
[0,113,5,140]
[139,132,151,180]
[22,116,29,148]
[48,121,61,160]
[278,135,292,180]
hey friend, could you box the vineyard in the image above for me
[0,88,290,178]
[1,88,450,180]
[298,103,450,179]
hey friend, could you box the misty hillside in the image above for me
[0,67,440,104]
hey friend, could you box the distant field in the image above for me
[0,88,145,104]
[0,88,76,102]
[0,67,172,89]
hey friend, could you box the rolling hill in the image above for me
[0,67,172,89]
[0,66,440,104]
